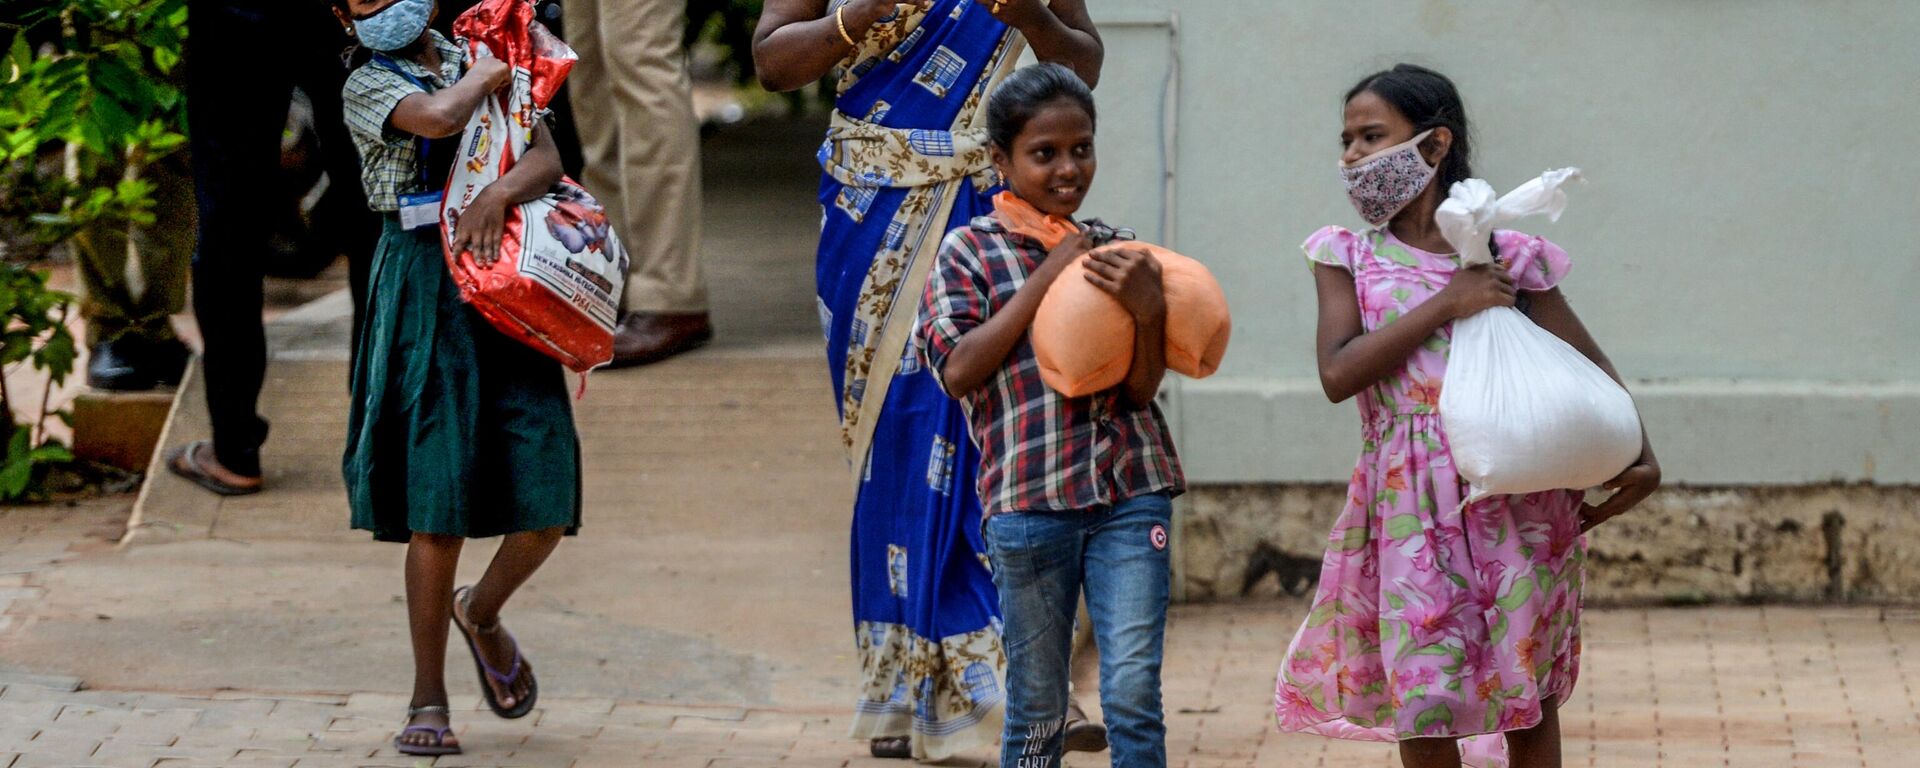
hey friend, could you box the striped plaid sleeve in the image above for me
[920,227,990,398]
[342,65,421,149]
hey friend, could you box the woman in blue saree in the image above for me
[754,0,1102,759]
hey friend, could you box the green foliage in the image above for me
[0,0,178,500]
[0,265,76,382]
[3,0,189,244]
[0,423,73,500]
[685,0,764,85]
[0,263,77,502]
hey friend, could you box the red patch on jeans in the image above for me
[1150,524,1169,551]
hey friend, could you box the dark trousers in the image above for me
[187,0,371,477]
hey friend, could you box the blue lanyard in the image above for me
[371,53,441,187]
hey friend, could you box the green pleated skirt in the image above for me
[344,218,581,543]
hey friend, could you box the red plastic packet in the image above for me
[441,0,626,372]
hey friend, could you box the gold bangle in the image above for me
[835,6,859,47]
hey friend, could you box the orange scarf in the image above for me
[992,191,1080,249]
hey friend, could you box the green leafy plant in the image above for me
[0,264,75,501]
[685,0,764,85]
[3,0,189,243]
[0,0,186,500]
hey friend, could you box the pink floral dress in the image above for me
[1274,226,1587,763]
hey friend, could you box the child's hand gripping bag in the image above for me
[1030,243,1233,398]
[440,0,627,372]
[1434,169,1642,500]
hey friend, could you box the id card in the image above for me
[397,191,444,231]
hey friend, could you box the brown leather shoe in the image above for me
[606,312,713,369]
[1063,695,1109,753]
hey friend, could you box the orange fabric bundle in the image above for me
[995,193,1231,398]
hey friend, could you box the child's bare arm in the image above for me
[449,121,563,265]
[389,57,512,139]
[987,0,1104,89]
[1313,262,1514,403]
[1084,245,1166,408]
[1524,288,1661,529]
[939,233,1092,397]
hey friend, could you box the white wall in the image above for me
[1067,1,1920,485]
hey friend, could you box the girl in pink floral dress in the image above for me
[1273,65,1661,768]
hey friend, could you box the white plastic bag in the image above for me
[1435,169,1642,500]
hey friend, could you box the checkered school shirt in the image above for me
[919,214,1186,519]
[341,31,465,212]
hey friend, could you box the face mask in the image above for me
[354,0,433,52]
[1340,129,1437,226]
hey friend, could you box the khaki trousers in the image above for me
[564,0,708,314]
[71,154,193,347]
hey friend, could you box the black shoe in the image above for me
[145,337,189,387]
[87,337,190,392]
[606,312,714,369]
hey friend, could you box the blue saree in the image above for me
[814,0,1024,759]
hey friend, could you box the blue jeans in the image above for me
[984,493,1173,768]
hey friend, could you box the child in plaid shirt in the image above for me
[919,63,1185,768]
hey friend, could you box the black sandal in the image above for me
[869,736,912,759]
[452,586,538,719]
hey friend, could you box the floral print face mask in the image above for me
[1340,129,1437,226]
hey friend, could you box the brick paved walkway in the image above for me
[3,605,1916,767]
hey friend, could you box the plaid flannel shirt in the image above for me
[341,31,465,212]
[918,214,1185,518]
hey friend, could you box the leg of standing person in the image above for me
[452,527,566,711]
[72,152,193,392]
[1065,598,1109,752]
[169,0,285,495]
[567,0,711,369]
[530,0,585,178]
[1399,738,1463,768]
[287,1,379,372]
[1503,697,1563,768]
[398,533,464,752]
[1081,494,1174,768]
[984,512,1082,768]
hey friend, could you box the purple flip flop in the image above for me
[394,705,461,756]
[453,586,539,720]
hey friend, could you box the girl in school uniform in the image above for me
[331,0,580,755]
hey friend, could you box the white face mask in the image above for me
[1340,129,1437,226]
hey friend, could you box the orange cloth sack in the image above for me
[998,194,1231,397]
